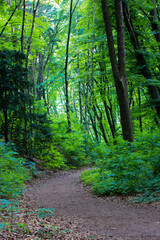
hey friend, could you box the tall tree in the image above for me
[64,0,73,132]
[101,0,134,142]
[122,0,160,119]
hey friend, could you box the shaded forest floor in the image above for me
[1,169,160,240]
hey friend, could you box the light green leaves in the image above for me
[54,0,60,4]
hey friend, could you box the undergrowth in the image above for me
[0,141,37,199]
[81,133,160,202]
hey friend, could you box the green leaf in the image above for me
[54,0,60,3]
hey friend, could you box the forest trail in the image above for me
[26,169,160,240]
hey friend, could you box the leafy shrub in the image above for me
[49,117,94,167]
[60,131,89,167]
[81,133,160,200]
[81,168,100,185]
[0,141,30,198]
[36,145,66,169]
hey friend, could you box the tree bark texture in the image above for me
[101,0,134,142]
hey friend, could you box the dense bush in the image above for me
[35,144,66,169]
[30,115,94,169]
[60,131,91,167]
[48,117,94,167]
[81,133,160,201]
[0,141,32,198]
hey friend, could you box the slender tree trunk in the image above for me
[140,0,160,51]
[123,1,160,119]
[76,13,83,124]
[0,0,22,37]
[84,82,89,131]
[78,82,83,124]
[37,52,44,100]
[88,0,95,128]
[32,58,37,96]
[4,110,8,143]
[84,15,90,132]
[101,0,134,142]
[21,0,25,53]
[103,99,115,138]
[24,0,39,151]
[150,2,160,51]
[89,111,99,142]
[93,105,108,144]
[3,89,8,144]
[64,0,73,132]
[138,87,143,132]
[98,58,116,138]
[26,0,40,69]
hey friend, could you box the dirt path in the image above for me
[26,169,160,240]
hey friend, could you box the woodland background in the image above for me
[0,0,160,203]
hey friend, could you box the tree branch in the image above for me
[0,0,22,37]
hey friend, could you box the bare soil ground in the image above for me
[26,169,160,240]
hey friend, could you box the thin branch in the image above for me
[72,0,80,15]
[21,0,26,53]
[0,0,22,37]
[26,0,40,68]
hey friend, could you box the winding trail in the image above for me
[27,169,160,240]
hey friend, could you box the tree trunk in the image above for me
[0,0,22,37]
[21,0,25,53]
[93,104,108,144]
[26,0,40,69]
[122,1,160,119]
[140,0,160,51]
[64,0,73,132]
[37,52,44,100]
[101,0,134,142]
[98,58,116,139]
[76,13,83,124]
[89,111,99,142]
[138,87,143,132]
[4,108,8,143]
[88,0,95,130]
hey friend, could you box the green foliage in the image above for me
[16,222,30,234]
[0,141,31,198]
[81,133,160,201]
[1,0,160,193]
[81,168,100,185]
[29,115,95,169]
[36,145,66,169]
[0,199,11,211]
[60,131,88,167]
[50,117,94,167]
[36,208,55,218]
